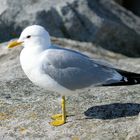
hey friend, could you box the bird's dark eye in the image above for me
[26,35,31,38]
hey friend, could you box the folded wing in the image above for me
[41,47,122,90]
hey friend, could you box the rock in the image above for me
[126,118,140,140]
[0,0,140,56]
[119,0,140,17]
[0,38,140,139]
[114,0,123,5]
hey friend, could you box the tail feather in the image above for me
[103,69,140,86]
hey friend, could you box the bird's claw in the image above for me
[51,114,62,120]
[50,119,65,126]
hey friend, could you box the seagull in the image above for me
[7,25,140,126]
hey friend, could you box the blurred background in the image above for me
[0,0,140,57]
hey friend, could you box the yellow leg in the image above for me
[50,96,66,126]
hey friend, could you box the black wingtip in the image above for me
[103,69,140,86]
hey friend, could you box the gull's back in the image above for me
[40,45,122,91]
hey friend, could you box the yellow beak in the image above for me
[7,40,23,48]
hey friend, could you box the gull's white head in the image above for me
[8,25,51,49]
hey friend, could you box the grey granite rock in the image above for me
[0,38,140,140]
[117,0,140,17]
[0,0,140,56]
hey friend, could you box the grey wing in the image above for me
[41,48,122,90]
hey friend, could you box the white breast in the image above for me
[20,48,72,95]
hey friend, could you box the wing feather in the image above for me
[41,47,122,90]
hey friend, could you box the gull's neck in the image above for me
[20,41,50,66]
[20,44,47,75]
[24,41,51,54]
[23,34,51,53]
[25,45,47,54]
[20,36,51,75]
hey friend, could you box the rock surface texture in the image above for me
[0,38,140,140]
[0,0,140,56]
